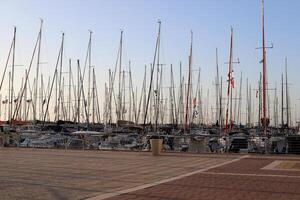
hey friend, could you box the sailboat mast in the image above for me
[77,61,80,125]
[159,65,163,124]
[118,31,123,122]
[143,20,161,127]
[34,19,43,121]
[42,33,64,123]
[0,28,14,120]
[10,27,16,123]
[285,58,289,127]
[219,76,223,133]
[87,30,92,123]
[170,64,174,124]
[92,67,95,124]
[194,68,200,124]
[281,73,284,128]
[40,74,44,120]
[8,72,11,121]
[258,73,262,130]
[24,70,28,121]
[274,82,278,127]
[179,62,183,125]
[154,26,161,130]
[261,0,268,135]
[215,48,220,124]
[249,84,252,126]
[136,65,146,124]
[68,59,72,121]
[57,32,64,121]
[206,89,210,124]
[171,65,177,125]
[184,31,193,132]
[237,71,242,125]
[226,28,234,131]
[246,78,249,126]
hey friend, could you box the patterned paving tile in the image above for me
[0,148,233,200]
[104,156,300,200]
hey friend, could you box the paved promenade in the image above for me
[0,148,235,200]
[106,155,300,200]
[1,148,300,200]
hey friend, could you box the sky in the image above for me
[0,0,299,123]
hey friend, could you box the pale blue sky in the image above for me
[0,0,299,121]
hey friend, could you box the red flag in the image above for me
[227,84,230,96]
[227,73,231,96]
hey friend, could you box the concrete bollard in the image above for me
[150,139,163,156]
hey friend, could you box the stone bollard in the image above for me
[150,139,163,156]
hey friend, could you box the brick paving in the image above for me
[107,173,300,200]
[2,148,300,200]
[105,156,300,200]
[209,156,300,176]
[0,148,234,200]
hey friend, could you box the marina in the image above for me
[0,0,300,199]
[0,0,299,154]
[0,0,299,155]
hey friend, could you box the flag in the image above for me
[227,73,231,96]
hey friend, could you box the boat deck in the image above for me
[1,148,300,200]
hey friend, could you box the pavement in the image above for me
[1,148,300,200]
